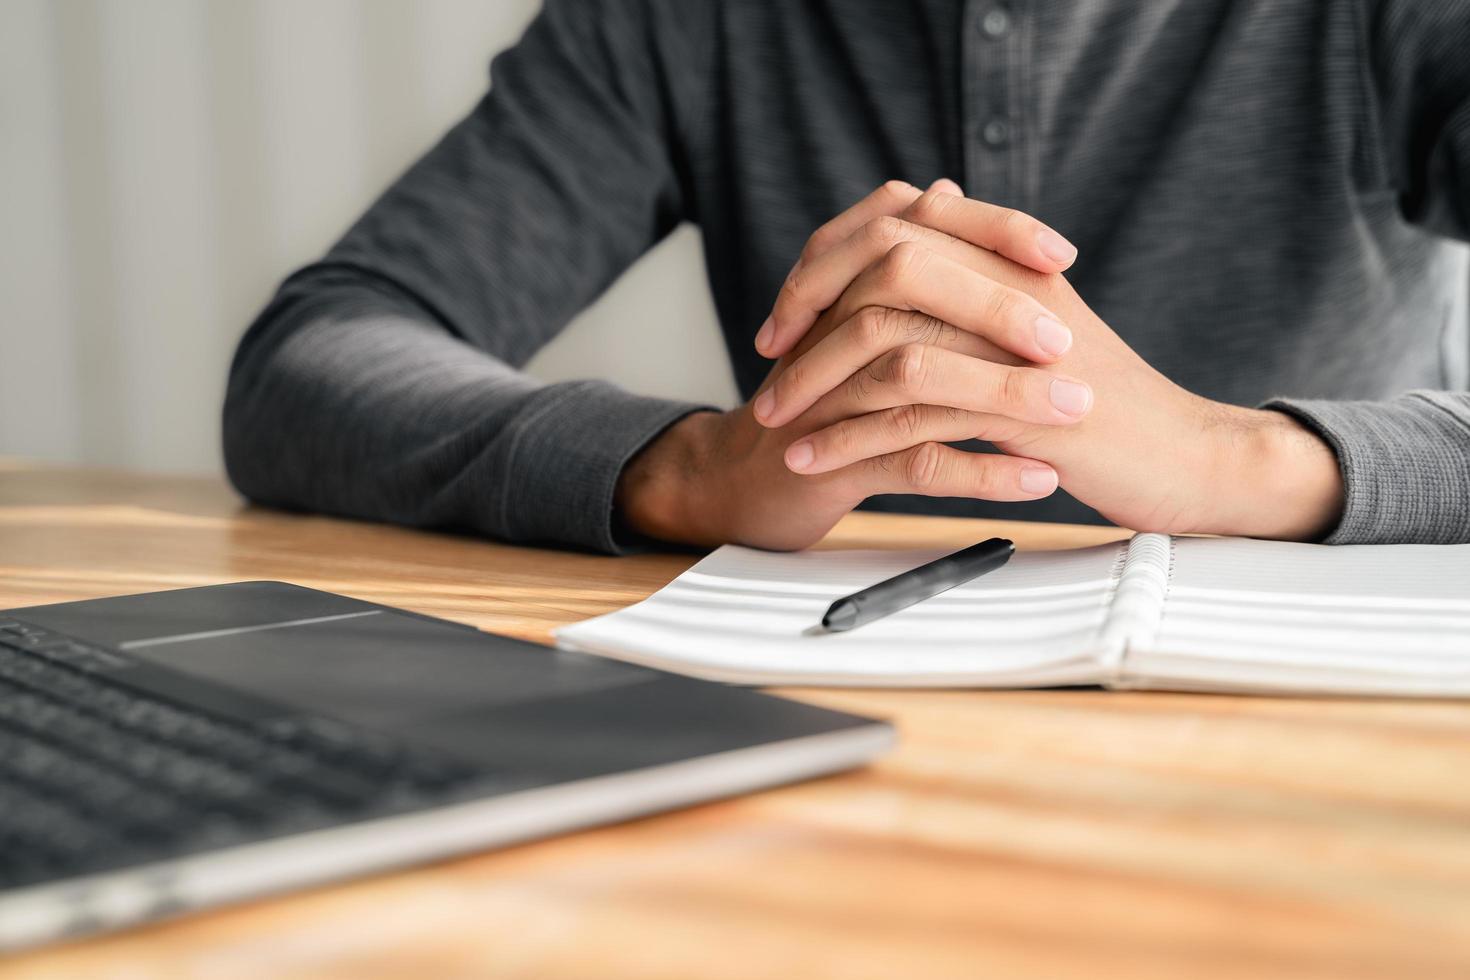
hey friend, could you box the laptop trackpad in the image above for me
[123,610,653,734]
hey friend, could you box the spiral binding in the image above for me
[1096,533,1175,686]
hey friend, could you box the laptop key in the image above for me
[0,635,475,889]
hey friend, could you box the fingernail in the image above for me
[1034,315,1072,357]
[1020,465,1058,495]
[1037,228,1078,267]
[755,316,775,354]
[786,440,815,472]
[1049,378,1092,417]
[753,388,775,422]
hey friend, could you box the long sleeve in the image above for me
[1265,1,1470,544]
[223,0,716,553]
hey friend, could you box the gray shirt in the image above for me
[224,0,1470,551]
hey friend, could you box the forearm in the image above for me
[1188,390,1470,545]
[1195,405,1345,542]
[1264,392,1470,544]
[615,410,730,547]
[225,284,706,552]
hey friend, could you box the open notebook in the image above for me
[555,534,1470,697]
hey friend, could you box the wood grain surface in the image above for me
[2,462,1468,980]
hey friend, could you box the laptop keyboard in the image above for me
[0,620,479,891]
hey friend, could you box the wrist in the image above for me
[1201,406,1345,541]
[614,410,726,546]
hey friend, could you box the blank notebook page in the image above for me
[556,543,1126,686]
[1138,537,1470,694]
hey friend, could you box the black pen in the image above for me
[820,537,1015,633]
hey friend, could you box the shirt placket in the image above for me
[962,0,1026,210]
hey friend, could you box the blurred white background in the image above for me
[0,0,738,474]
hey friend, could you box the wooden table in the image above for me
[3,461,1469,980]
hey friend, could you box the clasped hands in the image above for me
[617,180,1344,550]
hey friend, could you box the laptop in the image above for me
[0,581,892,950]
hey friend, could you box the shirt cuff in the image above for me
[1263,393,1470,544]
[496,379,713,553]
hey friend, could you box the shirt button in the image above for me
[982,118,1010,147]
[981,7,1011,39]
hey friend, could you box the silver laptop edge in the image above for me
[0,723,894,951]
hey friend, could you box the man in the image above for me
[224,0,1470,553]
